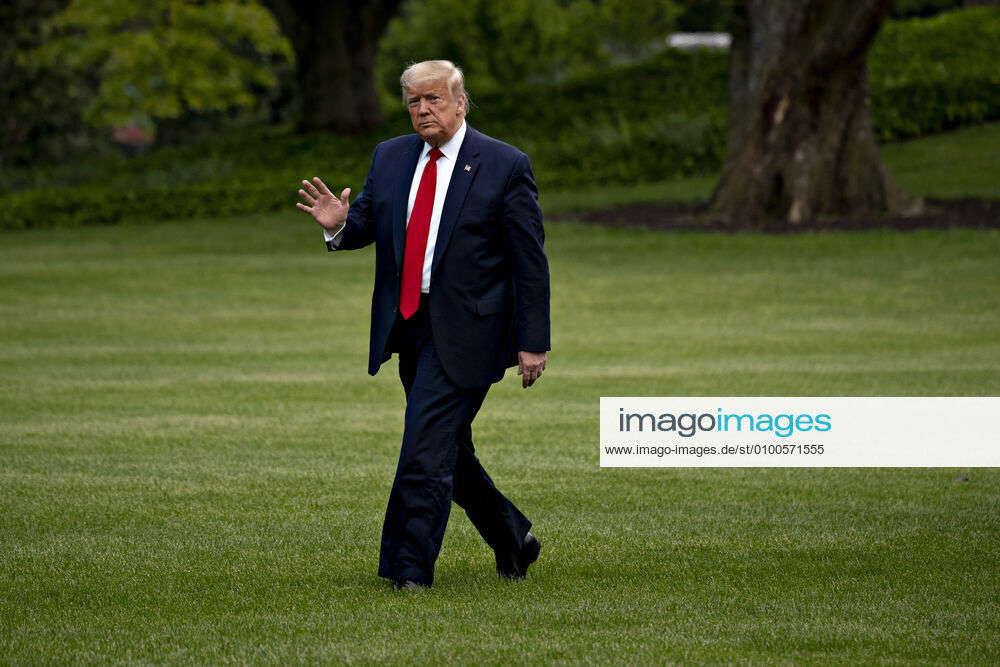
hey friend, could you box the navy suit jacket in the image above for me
[328,125,550,388]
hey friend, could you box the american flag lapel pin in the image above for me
[464,164,472,172]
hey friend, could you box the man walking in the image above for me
[294,60,550,590]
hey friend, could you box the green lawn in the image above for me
[880,122,1000,199]
[542,122,1000,213]
[2,209,999,663]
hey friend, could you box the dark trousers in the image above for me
[377,304,532,586]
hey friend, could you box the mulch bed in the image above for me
[550,198,1000,233]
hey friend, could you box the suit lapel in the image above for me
[393,137,424,270]
[431,128,481,276]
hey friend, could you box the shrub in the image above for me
[869,7,1000,140]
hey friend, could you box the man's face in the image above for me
[405,79,465,147]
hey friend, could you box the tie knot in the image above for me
[428,147,443,162]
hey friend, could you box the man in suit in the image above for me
[294,60,550,590]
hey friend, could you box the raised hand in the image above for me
[296,177,351,232]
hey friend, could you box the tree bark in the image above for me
[709,0,922,226]
[262,0,402,134]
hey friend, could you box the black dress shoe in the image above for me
[496,532,541,580]
[393,579,428,591]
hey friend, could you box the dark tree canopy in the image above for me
[262,0,404,134]
[0,0,81,166]
[710,0,923,226]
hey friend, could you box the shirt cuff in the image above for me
[323,225,344,250]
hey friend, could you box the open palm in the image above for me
[297,177,351,231]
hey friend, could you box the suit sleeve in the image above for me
[502,152,551,352]
[326,144,380,252]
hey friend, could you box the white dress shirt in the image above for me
[324,120,468,294]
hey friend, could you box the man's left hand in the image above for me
[517,351,547,389]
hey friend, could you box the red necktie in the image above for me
[399,147,443,319]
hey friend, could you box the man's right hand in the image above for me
[296,177,350,232]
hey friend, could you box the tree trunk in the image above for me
[262,0,402,134]
[709,0,922,226]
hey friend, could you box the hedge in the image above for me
[869,7,1000,140]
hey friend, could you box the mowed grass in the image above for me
[2,210,999,664]
[542,122,1000,212]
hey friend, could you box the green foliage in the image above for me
[377,0,681,100]
[870,7,1000,140]
[0,49,728,231]
[378,0,594,100]
[1,183,278,231]
[890,0,962,19]
[33,0,291,131]
[0,0,106,166]
[0,126,377,230]
[471,50,728,187]
[3,7,998,231]
[599,0,682,58]
[675,0,732,32]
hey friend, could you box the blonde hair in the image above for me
[400,60,470,115]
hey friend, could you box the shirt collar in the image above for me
[421,120,466,162]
